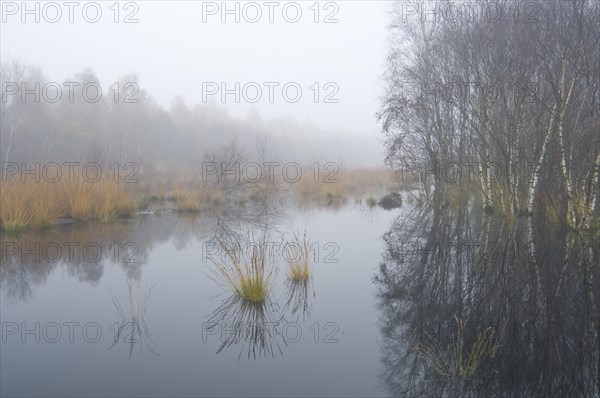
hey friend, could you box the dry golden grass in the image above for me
[203,186,226,208]
[0,178,65,231]
[0,171,134,232]
[30,184,62,229]
[294,168,394,206]
[1,166,393,232]
[61,176,94,220]
[171,184,225,212]
[172,185,203,212]
[0,178,35,232]
[60,175,134,221]
[128,165,392,211]
[338,168,395,197]
[93,180,135,221]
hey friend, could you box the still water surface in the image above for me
[2,200,599,397]
[1,205,399,397]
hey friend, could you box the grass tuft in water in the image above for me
[414,316,504,380]
[208,232,274,303]
[286,230,311,282]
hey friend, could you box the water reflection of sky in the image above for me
[1,205,399,397]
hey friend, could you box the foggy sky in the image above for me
[1,1,390,140]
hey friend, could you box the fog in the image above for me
[1,1,391,167]
[2,2,600,397]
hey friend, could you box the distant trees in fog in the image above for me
[0,62,381,171]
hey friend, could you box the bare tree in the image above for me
[380,0,600,229]
[0,58,25,170]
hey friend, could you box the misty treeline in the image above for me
[0,61,380,172]
[380,0,600,229]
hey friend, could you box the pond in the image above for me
[1,198,599,397]
[1,203,400,397]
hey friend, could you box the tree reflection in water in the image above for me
[375,203,599,397]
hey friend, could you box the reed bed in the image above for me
[0,172,134,232]
[294,168,395,206]
[171,184,225,213]
[1,166,394,232]
[0,178,35,232]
